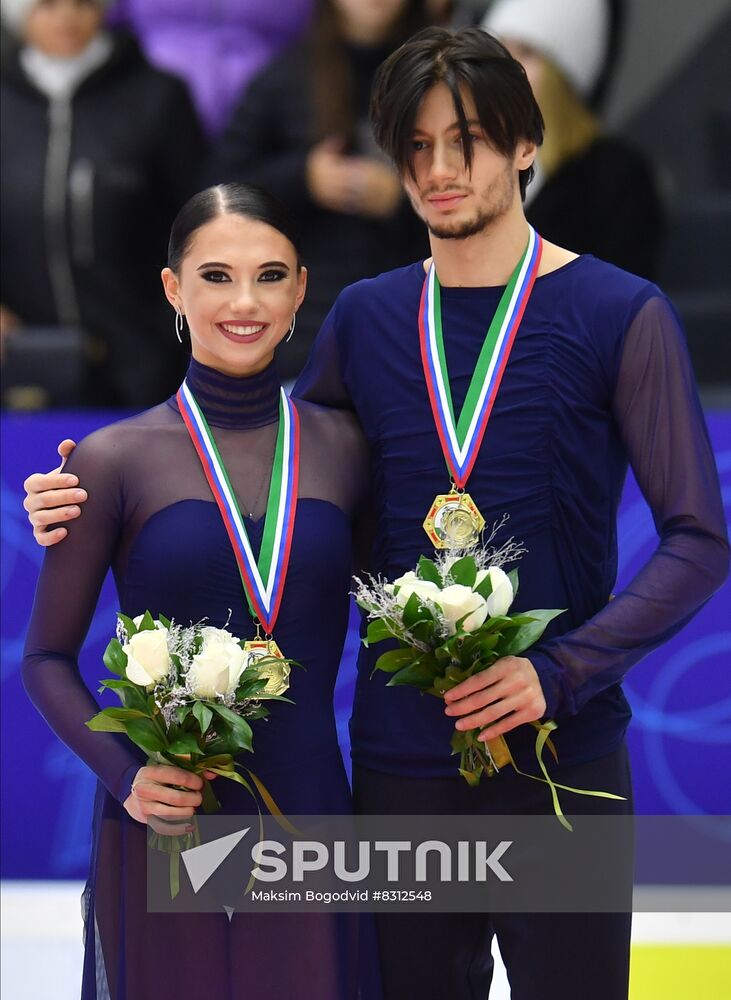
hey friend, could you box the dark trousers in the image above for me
[353,744,634,1000]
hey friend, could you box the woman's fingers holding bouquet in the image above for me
[123,765,204,825]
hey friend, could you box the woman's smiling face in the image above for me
[162,212,307,377]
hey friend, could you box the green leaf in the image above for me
[472,634,500,656]
[99,680,151,713]
[210,704,253,752]
[416,556,442,585]
[100,707,148,721]
[402,592,435,630]
[158,614,172,629]
[444,663,471,685]
[387,656,439,689]
[447,556,477,587]
[433,645,452,664]
[235,677,269,699]
[99,678,135,691]
[137,610,156,631]
[365,618,396,647]
[86,712,127,733]
[103,638,127,677]
[200,733,238,756]
[508,569,519,598]
[473,573,494,600]
[374,647,417,673]
[495,608,566,657]
[126,717,167,754]
[449,728,476,753]
[500,614,544,628]
[166,733,203,755]
[192,701,213,734]
[175,704,192,725]
[244,705,270,720]
[121,687,152,712]
[458,766,483,787]
[411,618,437,646]
[117,613,138,638]
[479,615,514,634]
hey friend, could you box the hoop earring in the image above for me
[175,309,184,344]
[285,313,296,343]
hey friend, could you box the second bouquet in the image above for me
[87,611,293,814]
[354,543,564,788]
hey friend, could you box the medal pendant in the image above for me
[243,638,285,667]
[423,491,485,549]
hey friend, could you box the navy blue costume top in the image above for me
[294,254,729,777]
[22,359,377,1000]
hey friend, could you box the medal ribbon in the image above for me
[419,226,543,489]
[177,381,300,635]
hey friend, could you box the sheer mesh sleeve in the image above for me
[531,295,730,718]
[292,301,354,409]
[22,430,142,805]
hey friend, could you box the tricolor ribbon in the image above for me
[177,381,299,635]
[419,226,543,489]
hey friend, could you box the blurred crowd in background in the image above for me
[1,0,729,409]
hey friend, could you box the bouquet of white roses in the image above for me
[354,528,625,828]
[87,611,293,814]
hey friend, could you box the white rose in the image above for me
[188,629,247,698]
[435,584,488,635]
[475,567,514,618]
[392,571,441,607]
[123,627,171,688]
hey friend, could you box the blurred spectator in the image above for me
[106,0,315,135]
[483,0,663,279]
[209,0,431,377]
[1,0,205,407]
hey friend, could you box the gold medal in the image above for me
[423,491,485,549]
[243,638,291,697]
[243,637,285,667]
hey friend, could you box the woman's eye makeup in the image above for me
[197,266,289,283]
[200,270,231,283]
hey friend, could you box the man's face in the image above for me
[402,82,535,241]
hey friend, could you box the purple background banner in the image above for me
[1,412,729,878]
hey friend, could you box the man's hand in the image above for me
[306,140,402,218]
[306,137,361,214]
[443,656,547,741]
[23,439,85,546]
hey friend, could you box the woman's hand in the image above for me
[23,439,87,546]
[123,764,204,834]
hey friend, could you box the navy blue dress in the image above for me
[23,359,376,1000]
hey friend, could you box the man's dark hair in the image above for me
[168,183,303,273]
[370,27,544,200]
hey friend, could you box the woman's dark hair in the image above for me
[310,0,430,143]
[370,27,544,199]
[167,183,303,272]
